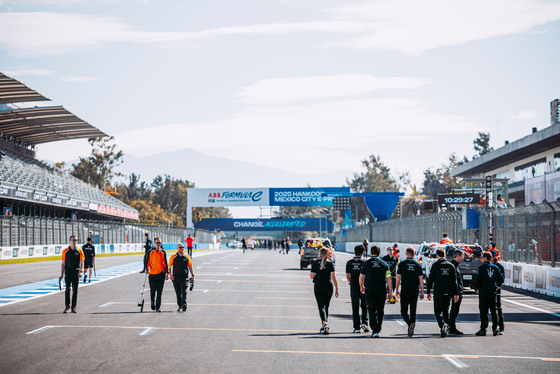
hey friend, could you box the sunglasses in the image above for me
[71,239,77,242]
[155,242,161,244]
[178,246,184,249]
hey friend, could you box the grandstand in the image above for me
[0,72,138,221]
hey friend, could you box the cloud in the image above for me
[3,0,559,56]
[3,69,53,76]
[114,97,480,174]
[61,75,100,83]
[324,0,560,55]
[234,74,431,104]
[509,110,537,120]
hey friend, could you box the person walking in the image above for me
[310,247,339,335]
[186,234,195,257]
[475,251,504,336]
[285,237,291,254]
[298,238,303,254]
[395,246,424,337]
[169,243,194,312]
[82,237,95,283]
[359,245,392,338]
[346,245,369,333]
[147,238,168,312]
[490,249,505,334]
[59,235,84,313]
[449,249,465,335]
[241,237,247,254]
[382,247,399,300]
[426,247,459,338]
[140,233,153,273]
[363,238,369,259]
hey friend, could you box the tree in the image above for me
[70,136,123,189]
[401,184,428,217]
[114,173,151,205]
[422,153,468,199]
[473,132,493,158]
[347,155,399,193]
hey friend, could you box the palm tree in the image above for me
[401,184,428,217]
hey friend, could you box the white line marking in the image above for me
[395,319,406,326]
[139,327,153,336]
[443,355,469,368]
[26,326,53,335]
[502,297,560,318]
[203,290,209,293]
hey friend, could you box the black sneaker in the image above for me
[408,322,415,337]
[71,308,77,313]
[151,302,156,311]
[156,308,161,313]
[323,325,330,335]
[360,323,370,333]
[177,307,181,312]
[63,306,70,314]
[182,304,187,312]
[450,329,464,335]
[83,275,87,283]
[440,323,449,338]
[139,270,145,273]
[493,329,499,336]
[475,329,486,336]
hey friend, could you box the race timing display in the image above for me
[437,193,480,205]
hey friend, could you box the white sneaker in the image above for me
[371,333,379,338]
[360,323,370,333]
[353,329,361,333]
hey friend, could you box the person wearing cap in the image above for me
[59,235,84,313]
[169,243,194,312]
[490,249,505,334]
[82,237,95,283]
[147,238,168,312]
[382,247,399,300]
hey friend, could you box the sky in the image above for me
[1,0,560,193]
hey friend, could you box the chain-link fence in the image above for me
[0,216,215,248]
[336,201,560,267]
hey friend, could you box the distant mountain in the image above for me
[117,148,352,188]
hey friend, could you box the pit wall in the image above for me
[0,242,222,260]
[335,242,560,298]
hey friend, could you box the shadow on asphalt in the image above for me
[1,312,68,316]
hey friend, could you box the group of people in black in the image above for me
[59,233,195,313]
[310,243,505,338]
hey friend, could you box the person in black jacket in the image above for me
[382,247,399,299]
[140,233,153,273]
[346,245,369,333]
[490,249,505,334]
[395,247,424,337]
[82,237,95,283]
[427,247,459,338]
[449,249,465,335]
[169,243,194,312]
[475,251,504,336]
[310,247,339,334]
[360,245,392,338]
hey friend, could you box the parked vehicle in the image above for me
[300,237,336,269]
[423,242,483,290]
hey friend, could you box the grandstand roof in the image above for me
[0,106,107,145]
[0,72,50,104]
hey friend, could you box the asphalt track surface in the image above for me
[1,249,559,374]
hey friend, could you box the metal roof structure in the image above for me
[0,106,107,145]
[451,125,560,177]
[0,72,50,104]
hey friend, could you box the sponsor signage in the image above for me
[194,218,334,232]
[188,188,269,207]
[187,187,350,207]
[0,185,137,220]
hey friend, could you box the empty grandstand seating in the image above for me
[0,149,132,211]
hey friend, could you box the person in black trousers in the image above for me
[449,249,465,335]
[360,245,392,338]
[310,247,339,334]
[395,246,424,337]
[490,249,505,334]
[475,251,504,336]
[169,243,194,312]
[140,233,153,273]
[59,235,84,313]
[427,247,459,338]
[346,245,369,333]
[147,238,168,312]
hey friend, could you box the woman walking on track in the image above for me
[310,247,339,334]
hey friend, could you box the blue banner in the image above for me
[194,218,334,232]
[269,187,350,206]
